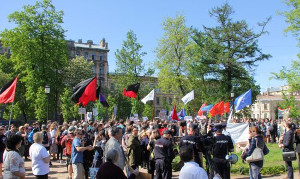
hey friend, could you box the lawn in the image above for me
[172,143,299,175]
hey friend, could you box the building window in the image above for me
[100,54,104,61]
[264,113,268,118]
[100,66,104,75]
[257,114,260,119]
[92,53,96,60]
[84,52,89,59]
[76,51,80,56]
[92,66,96,73]
[264,104,268,110]
[252,114,255,118]
[156,97,160,105]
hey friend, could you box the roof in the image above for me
[256,95,300,102]
[74,43,109,51]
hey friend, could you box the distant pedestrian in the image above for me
[0,126,7,178]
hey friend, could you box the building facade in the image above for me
[66,38,109,87]
[251,86,300,120]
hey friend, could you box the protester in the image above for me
[29,132,51,178]
[93,129,106,168]
[279,121,295,179]
[127,126,142,169]
[16,126,26,157]
[0,126,7,178]
[104,127,126,170]
[61,126,76,179]
[55,125,64,163]
[147,129,160,178]
[242,126,269,179]
[49,123,58,161]
[179,145,208,179]
[96,149,139,179]
[3,135,25,179]
[71,128,94,179]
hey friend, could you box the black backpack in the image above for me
[42,131,48,145]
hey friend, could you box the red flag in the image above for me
[0,76,18,104]
[171,103,179,121]
[77,77,97,106]
[224,102,230,114]
[210,101,224,117]
[197,101,207,116]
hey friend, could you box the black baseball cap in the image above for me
[163,129,173,135]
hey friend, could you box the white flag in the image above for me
[141,89,155,104]
[181,90,194,105]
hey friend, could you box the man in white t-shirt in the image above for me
[29,132,50,178]
[179,145,208,179]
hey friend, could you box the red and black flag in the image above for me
[123,83,140,98]
[0,76,18,104]
[71,77,97,106]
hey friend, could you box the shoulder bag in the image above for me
[246,138,264,162]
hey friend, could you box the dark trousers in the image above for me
[56,145,63,160]
[213,158,230,179]
[35,174,48,179]
[285,161,294,179]
[154,159,172,179]
[298,153,300,174]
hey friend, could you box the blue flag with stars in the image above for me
[234,89,252,111]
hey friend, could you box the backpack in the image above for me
[28,131,35,143]
[65,136,74,156]
[42,131,48,145]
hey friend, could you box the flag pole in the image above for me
[8,102,14,130]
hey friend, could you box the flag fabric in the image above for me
[224,102,230,114]
[99,94,109,107]
[201,104,213,112]
[198,101,207,116]
[71,77,97,106]
[278,107,291,117]
[234,89,252,111]
[181,90,194,105]
[177,109,187,117]
[227,104,234,123]
[123,83,140,98]
[171,103,179,121]
[210,101,224,117]
[0,76,18,104]
[141,89,154,104]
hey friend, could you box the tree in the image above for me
[155,14,193,95]
[34,87,47,122]
[191,3,269,101]
[0,0,68,121]
[63,56,94,89]
[114,30,147,87]
[143,104,152,120]
[60,88,77,122]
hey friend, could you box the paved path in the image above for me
[23,159,300,179]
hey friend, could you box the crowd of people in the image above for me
[0,117,298,179]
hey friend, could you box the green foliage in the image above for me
[281,0,300,45]
[60,88,78,122]
[155,14,193,95]
[192,3,268,103]
[63,56,94,89]
[0,0,68,120]
[143,104,153,120]
[34,87,47,122]
[114,30,146,87]
[280,93,300,118]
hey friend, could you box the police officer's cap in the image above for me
[163,129,172,135]
[221,122,227,128]
[189,123,198,130]
[212,123,223,132]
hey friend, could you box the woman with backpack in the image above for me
[242,126,269,179]
[55,125,64,163]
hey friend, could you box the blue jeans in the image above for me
[249,163,261,179]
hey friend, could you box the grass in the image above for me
[172,143,299,175]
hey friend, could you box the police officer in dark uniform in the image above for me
[212,124,234,179]
[179,123,203,167]
[154,129,175,179]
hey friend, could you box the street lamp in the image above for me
[45,85,50,124]
[230,91,235,120]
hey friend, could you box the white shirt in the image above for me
[179,161,208,179]
[29,143,50,175]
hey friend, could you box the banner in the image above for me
[226,123,249,144]
[181,90,194,105]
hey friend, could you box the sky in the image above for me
[0,0,299,93]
